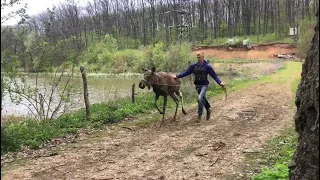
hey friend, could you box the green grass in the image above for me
[249,127,298,180]
[1,61,302,155]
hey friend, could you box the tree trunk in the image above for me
[277,0,282,38]
[80,66,90,121]
[258,0,261,42]
[141,0,147,46]
[289,10,319,180]
[263,0,267,36]
[305,0,311,21]
[271,0,275,33]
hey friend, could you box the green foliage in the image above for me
[219,22,228,38]
[24,31,36,52]
[164,43,193,72]
[80,34,119,71]
[297,19,317,58]
[117,37,141,49]
[114,49,143,73]
[151,42,166,68]
[252,164,290,180]
[131,42,193,73]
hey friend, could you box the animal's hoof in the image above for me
[182,109,187,115]
[159,112,164,114]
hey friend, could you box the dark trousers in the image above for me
[195,85,211,116]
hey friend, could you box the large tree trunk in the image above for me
[289,9,319,180]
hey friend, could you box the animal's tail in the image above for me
[178,91,187,115]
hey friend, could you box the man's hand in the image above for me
[219,82,225,87]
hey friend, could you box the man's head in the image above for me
[196,51,205,64]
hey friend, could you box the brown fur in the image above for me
[139,67,187,127]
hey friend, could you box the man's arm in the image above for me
[207,65,222,85]
[176,64,194,79]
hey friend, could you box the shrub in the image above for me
[80,34,119,70]
[114,49,143,73]
[164,43,193,72]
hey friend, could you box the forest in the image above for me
[1,0,318,73]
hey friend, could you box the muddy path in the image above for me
[1,74,298,180]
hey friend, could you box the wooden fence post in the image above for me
[80,66,90,121]
[132,83,135,104]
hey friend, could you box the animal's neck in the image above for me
[147,74,158,84]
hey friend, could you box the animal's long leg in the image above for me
[170,93,179,121]
[154,94,163,114]
[176,91,187,115]
[160,95,167,127]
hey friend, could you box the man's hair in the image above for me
[196,51,204,57]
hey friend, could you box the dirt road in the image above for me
[1,69,299,179]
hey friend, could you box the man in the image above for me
[172,51,224,121]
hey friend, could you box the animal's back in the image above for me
[152,72,181,94]
[157,72,181,85]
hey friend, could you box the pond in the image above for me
[1,73,231,118]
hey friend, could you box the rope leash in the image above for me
[140,79,228,99]
[222,85,227,100]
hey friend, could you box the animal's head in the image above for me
[138,79,148,89]
[141,67,156,90]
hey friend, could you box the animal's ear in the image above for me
[151,66,156,73]
[141,67,148,72]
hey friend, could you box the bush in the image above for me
[134,42,193,73]
[80,34,119,70]
[114,49,143,73]
[164,43,193,72]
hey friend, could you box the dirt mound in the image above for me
[193,43,298,60]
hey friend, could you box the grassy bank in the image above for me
[1,61,302,155]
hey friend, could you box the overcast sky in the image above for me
[2,0,89,26]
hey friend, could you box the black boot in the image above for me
[206,108,211,120]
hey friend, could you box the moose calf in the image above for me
[139,67,187,127]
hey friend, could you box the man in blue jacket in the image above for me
[172,51,224,121]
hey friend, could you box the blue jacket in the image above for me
[176,60,221,85]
